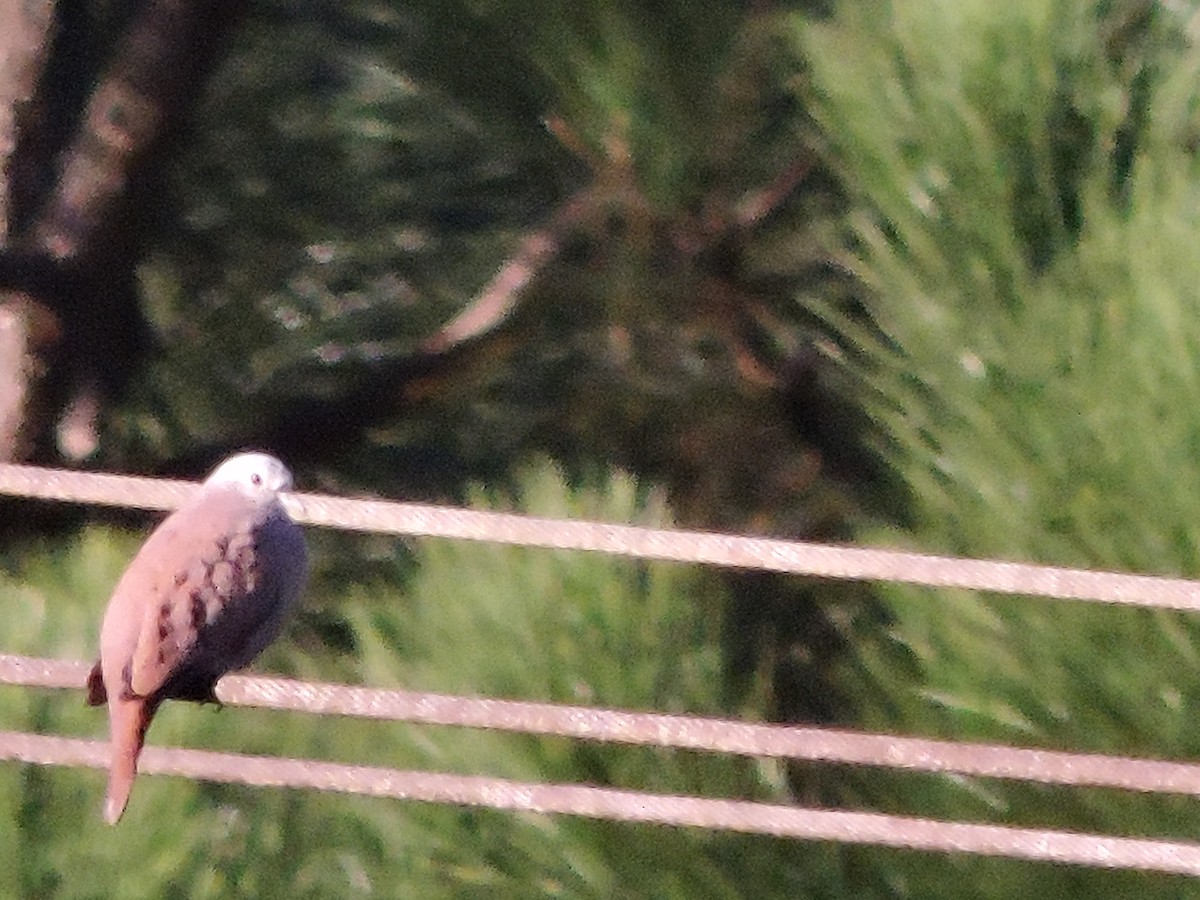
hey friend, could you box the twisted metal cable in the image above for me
[1,462,1199,609]
[2,730,1199,875]
[8,653,1200,797]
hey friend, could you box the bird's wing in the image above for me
[126,489,274,699]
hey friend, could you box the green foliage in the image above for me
[122,2,569,463]
[114,0,827,508]
[793,0,1200,895]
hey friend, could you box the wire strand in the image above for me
[1,462,1200,610]
[2,729,1198,876]
[8,653,1200,797]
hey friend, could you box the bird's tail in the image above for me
[104,698,152,825]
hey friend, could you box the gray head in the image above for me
[204,452,295,494]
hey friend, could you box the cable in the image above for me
[1,462,1200,610]
[1,729,1197,875]
[0,463,193,511]
[8,653,1200,797]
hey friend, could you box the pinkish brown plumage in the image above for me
[86,453,307,824]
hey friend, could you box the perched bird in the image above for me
[86,452,308,824]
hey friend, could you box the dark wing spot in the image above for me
[120,661,137,700]
[85,661,106,706]
[190,590,208,630]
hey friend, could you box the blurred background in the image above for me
[2,0,1200,895]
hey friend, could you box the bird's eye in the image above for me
[251,473,263,486]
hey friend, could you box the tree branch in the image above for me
[0,0,55,241]
[3,0,244,461]
[32,0,241,265]
[421,189,595,354]
[0,0,56,460]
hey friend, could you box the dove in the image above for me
[85,452,308,824]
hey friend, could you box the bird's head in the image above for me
[205,452,295,494]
